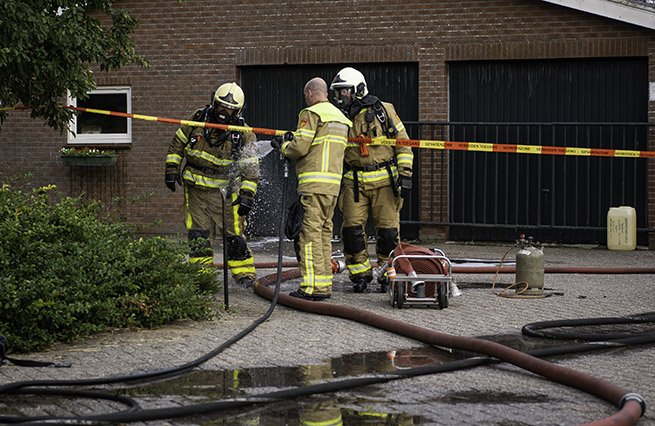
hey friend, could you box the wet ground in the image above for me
[1,238,655,425]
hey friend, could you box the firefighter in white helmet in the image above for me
[330,67,414,293]
[165,82,259,287]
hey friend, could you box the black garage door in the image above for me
[240,63,419,238]
[448,58,649,244]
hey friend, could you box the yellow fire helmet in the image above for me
[212,82,245,114]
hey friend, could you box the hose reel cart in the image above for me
[387,243,453,309]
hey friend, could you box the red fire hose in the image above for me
[254,269,646,426]
[216,263,655,275]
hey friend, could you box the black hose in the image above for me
[222,188,230,309]
[5,309,653,425]
[522,315,655,341]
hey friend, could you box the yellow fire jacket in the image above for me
[280,100,352,196]
[165,109,259,198]
[344,101,413,190]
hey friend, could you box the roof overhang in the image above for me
[541,0,655,30]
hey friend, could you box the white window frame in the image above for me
[67,86,132,145]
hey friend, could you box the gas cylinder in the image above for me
[514,235,544,295]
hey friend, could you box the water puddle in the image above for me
[6,335,642,424]
[120,347,455,424]
[119,340,583,424]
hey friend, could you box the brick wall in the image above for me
[1,0,653,244]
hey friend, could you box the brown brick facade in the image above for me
[1,0,653,246]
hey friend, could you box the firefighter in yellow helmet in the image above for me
[271,77,352,300]
[165,82,259,287]
[330,67,414,293]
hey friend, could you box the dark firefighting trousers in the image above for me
[339,183,402,283]
[184,185,256,281]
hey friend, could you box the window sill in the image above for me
[61,155,118,167]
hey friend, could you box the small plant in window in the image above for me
[60,147,117,157]
[59,147,118,167]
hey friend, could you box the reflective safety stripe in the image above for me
[300,415,343,426]
[397,152,413,168]
[301,275,332,292]
[231,192,241,234]
[301,241,315,294]
[166,153,183,165]
[185,147,233,167]
[394,120,405,134]
[229,257,255,275]
[176,128,188,143]
[189,256,213,265]
[185,188,193,229]
[297,172,342,186]
[344,167,399,183]
[311,134,347,146]
[295,127,316,139]
[313,134,348,174]
[315,275,333,288]
[182,170,229,188]
[240,179,257,194]
[237,156,259,166]
[347,258,372,274]
[238,417,261,426]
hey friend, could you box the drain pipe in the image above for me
[254,271,647,426]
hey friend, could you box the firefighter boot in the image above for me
[352,275,372,293]
[378,274,389,293]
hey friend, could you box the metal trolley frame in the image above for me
[388,249,453,309]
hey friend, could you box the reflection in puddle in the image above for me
[122,347,454,424]
[119,338,580,424]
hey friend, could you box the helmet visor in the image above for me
[332,87,353,109]
[212,101,237,123]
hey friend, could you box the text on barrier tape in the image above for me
[4,105,654,159]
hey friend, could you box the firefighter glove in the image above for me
[165,173,182,192]
[398,176,412,198]
[232,195,254,216]
[270,136,283,150]
[271,131,294,150]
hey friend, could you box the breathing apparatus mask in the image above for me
[209,82,245,124]
[330,67,368,113]
[211,104,238,124]
[332,87,354,110]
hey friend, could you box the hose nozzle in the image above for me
[450,278,462,297]
[331,251,347,274]
[408,271,426,297]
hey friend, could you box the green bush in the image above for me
[0,179,220,353]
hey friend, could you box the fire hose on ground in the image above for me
[1,264,653,425]
[214,262,655,275]
[254,271,653,426]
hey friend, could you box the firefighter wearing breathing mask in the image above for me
[330,67,414,294]
[165,82,259,288]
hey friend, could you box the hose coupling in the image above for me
[331,251,347,274]
[619,393,646,417]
